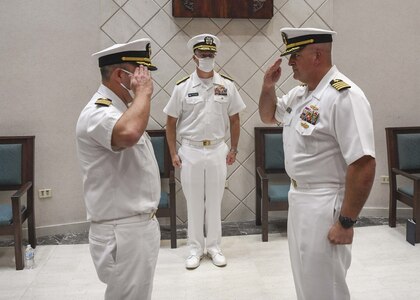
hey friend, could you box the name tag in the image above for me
[188,92,199,97]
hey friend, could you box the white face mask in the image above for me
[196,57,215,72]
[120,82,135,98]
[120,69,135,98]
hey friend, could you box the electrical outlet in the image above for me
[380,176,389,184]
[38,188,52,198]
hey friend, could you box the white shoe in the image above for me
[207,252,227,267]
[185,255,202,269]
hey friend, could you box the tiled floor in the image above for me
[0,223,419,300]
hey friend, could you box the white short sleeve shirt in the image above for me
[163,71,246,141]
[76,84,160,222]
[275,66,375,184]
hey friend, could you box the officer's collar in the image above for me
[191,71,224,88]
[308,65,338,101]
[98,84,128,111]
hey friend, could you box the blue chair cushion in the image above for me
[159,191,169,209]
[0,204,27,225]
[0,144,22,185]
[268,184,289,202]
[397,134,420,170]
[264,133,284,170]
[398,185,413,196]
[150,136,165,174]
[0,204,13,225]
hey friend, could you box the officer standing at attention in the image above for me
[164,34,246,269]
[76,39,160,300]
[259,28,376,300]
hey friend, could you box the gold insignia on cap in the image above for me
[282,32,288,45]
[204,36,214,45]
[146,43,152,57]
[330,79,351,91]
[95,98,112,107]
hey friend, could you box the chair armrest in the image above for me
[392,168,420,181]
[11,181,32,201]
[256,167,268,181]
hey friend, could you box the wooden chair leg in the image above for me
[388,194,397,227]
[414,182,420,243]
[170,211,177,249]
[28,189,37,248]
[256,195,262,226]
[14,223,24,270]
[262,198,268,242]
[256,179,262,226]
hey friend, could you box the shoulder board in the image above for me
[95,98,112,107]
[330,79,351,92]
[220,74,234,82]
[176,76,190,85]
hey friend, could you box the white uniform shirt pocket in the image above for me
[212,95,228,115]
[294,121,318,155]
[183,95,204,113]
[295,121,316,136]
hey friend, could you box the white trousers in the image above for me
[89,216,160,300]
[287,186,351,300]
[178,143,228,255]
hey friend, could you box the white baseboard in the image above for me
[1,207,414,240]
[34,221,91,237]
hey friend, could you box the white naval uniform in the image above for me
[275,66,375,300]
[164,71,246,256]
[76,84,161,300]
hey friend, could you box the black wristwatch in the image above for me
[339,215,357,229]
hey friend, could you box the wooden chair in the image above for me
[386,127,420,244]
[255,127,289,242]
[147,130,177,248]
[0,136,36,269]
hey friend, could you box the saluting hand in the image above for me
[263,58,282,88]
[130,65,153,98]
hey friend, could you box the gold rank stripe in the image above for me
[330,79,351,91]
[220,74,234,81]
[286,39,314,50]
[95,98,112,106]
[121,57,151,63]
[193,45,217,51]
[332,83,350,90]
[176,75,190,85]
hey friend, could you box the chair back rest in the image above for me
[386,127,420,172]
[264,133,285,169]
[255,127,285,173]
[147,130,173,178]
[397,134,420,170]
[0,144,22,185]
[0,136,34,190]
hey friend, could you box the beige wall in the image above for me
[0,0,417,235]
[334,0,420,215]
